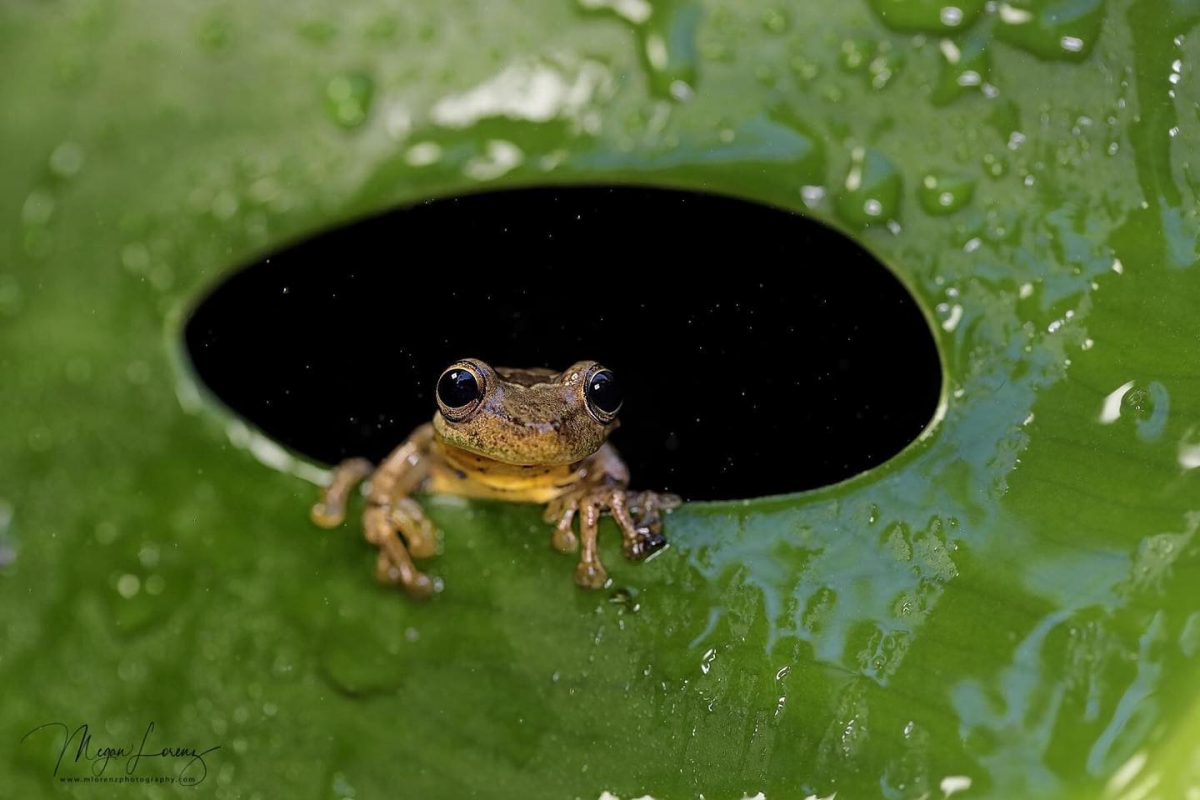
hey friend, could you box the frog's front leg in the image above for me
[547,487,679,588]
[313,425,440,598]
[364,424,440,598]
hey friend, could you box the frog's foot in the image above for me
[573,560,608,589]
[312,457,374,528]
[622,528,666,561]
[621,490,682,561]
[547,487,680,588]
[363,506,434,599]
[387,496,438,560]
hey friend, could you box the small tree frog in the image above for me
[312,359,680,598]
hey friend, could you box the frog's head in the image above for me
[431,358,622,465]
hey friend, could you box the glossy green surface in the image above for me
[2,0,1199,797]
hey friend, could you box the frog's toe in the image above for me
[627,490,682,516]
[404,572,436,600]
[310,501,345,528]
[658,492,683,511]
[622,529,667,561]
[375,555,436,599]
[407,538,437,560]
[551,525,579,553]
[573,560,608,589]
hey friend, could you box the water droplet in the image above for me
[464,140,524,182]
[1122,386,1156,420]
[580,0,701,100]
[22,189,55,226]
[330,771,358,800]
[95,521,119,545]
[405,141,443,167]
[868,49,905,90]
[324,72,375,129]
[578,0,652,25]
[983,160,1010,189]
[932,33,992,105]
[918,171,976,214]
[211,191,239,221]
[117,573,141,598]
[994,0,1105,61]
[789,54,821,83]
[49,142,85,178]
[1099,380,1170,441]
[121,242,151,273]
[107,543,192,635]
[1129,382,1170,441]
[839,38,873,72]
[836,147,902,227]
[867,0,985,33]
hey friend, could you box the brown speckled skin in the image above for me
[311,359,679,599]
[431,360,614,467]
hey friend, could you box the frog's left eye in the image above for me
[584,368,623,422]
[437,363,485,421]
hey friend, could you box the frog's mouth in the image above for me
[431,411,612,467]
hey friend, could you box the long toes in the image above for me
[407,537,437,560]
[573,561,608,589]
[629,491,682,513]
[374,553,403,585]
[552,528,579,553]
[622,530,668,561]
[658,493,683,510]
[404,572,435,599]
[544,500,578,524]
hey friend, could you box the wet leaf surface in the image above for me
[2,0,1200,798]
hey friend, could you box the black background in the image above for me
[185,186,941,500]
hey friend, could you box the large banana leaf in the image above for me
[3,0,1199,797]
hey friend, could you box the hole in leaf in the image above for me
[185,186,941,501]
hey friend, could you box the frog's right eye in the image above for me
[436,363,485,421]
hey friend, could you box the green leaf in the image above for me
[2,0,1199,798]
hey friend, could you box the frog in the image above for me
[311,358,681,598]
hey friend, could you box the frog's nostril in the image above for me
[185,185,941,501]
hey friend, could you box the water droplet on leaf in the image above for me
[919,172,976,214]
[325,73,375,129]
[836,147,902,227]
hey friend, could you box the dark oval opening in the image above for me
[185,186,941,501]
